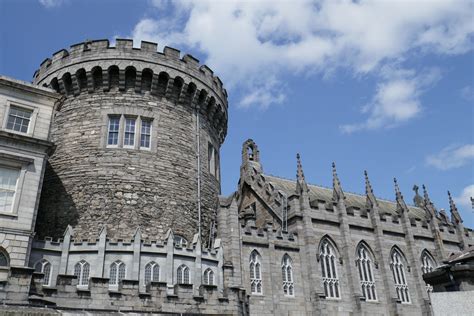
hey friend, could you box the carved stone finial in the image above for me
[422,184,437,218]
[394,178,408,213]
[413,184,424,207]
[365,170,378,208]
[332,162,345,201]
[448,190,463,224]
[394,178,401,197]
[296,153,309,194]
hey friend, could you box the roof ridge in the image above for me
[263,173,421,209]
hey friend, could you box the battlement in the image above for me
[241,222,298,245]
[34,39,227,101]
[32,39,228,144]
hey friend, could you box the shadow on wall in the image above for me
[35,161,78,239]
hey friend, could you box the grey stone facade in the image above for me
[0,39,472,315]
[32,39,226,242]
[0,75,59,274]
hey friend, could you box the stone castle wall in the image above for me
[32,39,227,241]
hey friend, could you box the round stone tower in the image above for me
[33,39,227,242]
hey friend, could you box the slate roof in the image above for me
[263,174,428,220]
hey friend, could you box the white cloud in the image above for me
[453,184,474,209]
[131,0,473,113]
[39,0,64,8]
[426,144,474,170]
[341,67,441,133]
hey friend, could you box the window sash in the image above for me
[391,253,410,303]
[320,242,340,299]
[0,252,8,266]
[107,117,120,146]
[140,119,152,149]
[0,167,20,213]
[145,262,159,284]
[7,106,32,133]
[178,265,190,284]
[250,254,262,294]
[123,118,136,147]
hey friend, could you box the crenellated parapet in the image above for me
[33,39,228,143]
[17,227,246,314]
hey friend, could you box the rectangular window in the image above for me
[107,116,120,146]
[124,117,136,147]
[0,166,20,213]
[140,119,152,149]
[208,143,215,176]
[6,106,33,133]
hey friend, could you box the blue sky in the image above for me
[1,0,473,227]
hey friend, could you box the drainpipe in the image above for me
[196,105,202,239]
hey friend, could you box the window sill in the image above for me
[3,128,32,138]
[0,212,18,218]
[325,297,341,301]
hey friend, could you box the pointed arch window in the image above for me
[177,264,190,284]
[421,250,436,293]
[203,268,215,285]
[144,261,160,284]
[109,260,126,286]
[390,248,410,303]
[174,235,188,248]
[319,238,340,299]
[282,254,294,296]
[250,250,262,294]
[35,259,52,286]
[74,260,90,286]
[356,243,377,301]
[0,249,8,267]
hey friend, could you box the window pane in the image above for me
[7,106,32,133]
[0,252,8,266]
[43,262,52,286]
[109,263,118,285]
[0,167,20,213]
[124,118,136,147]
[118,263,126,282]
[108,117,120,146]
[153,264,159,282]
[82,262,90,285]
[140,119,152,148]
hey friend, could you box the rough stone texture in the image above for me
[33,40,227,242]
[429,291,474,315]
[216,139,474,316]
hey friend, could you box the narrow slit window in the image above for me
[208,143,216,176]
[250,250,263,294]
